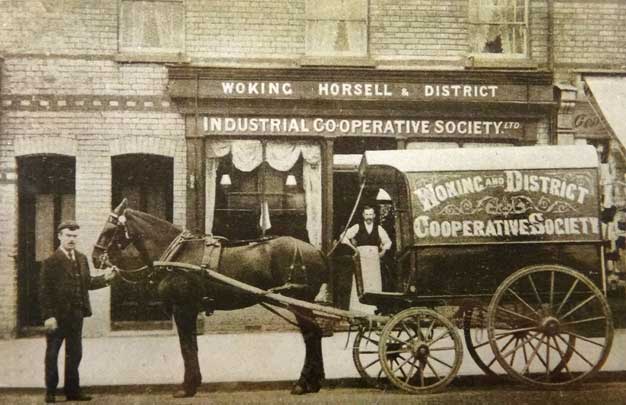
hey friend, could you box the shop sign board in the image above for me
[573,102,609,137]
[408,168,600,245]
[177,79,552,103]
[203,116,526,139]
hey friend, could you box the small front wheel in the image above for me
[378,307,463,393]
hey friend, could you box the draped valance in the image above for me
[205,140,322,247]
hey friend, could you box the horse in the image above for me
[92,198,332,397]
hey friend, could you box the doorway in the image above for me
[17,155,75,331]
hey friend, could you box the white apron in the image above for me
[349,246,382,314]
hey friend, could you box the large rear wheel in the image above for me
[487,264,613,388]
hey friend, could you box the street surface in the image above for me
[2,379,626,404]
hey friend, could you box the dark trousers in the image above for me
[44,310,84,395]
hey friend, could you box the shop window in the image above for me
[213,156,307,241]
[17,155,75,332]
[468,0,528,56]
[111,154,173,329]
[119,0,184,55]
[305,0,368,58]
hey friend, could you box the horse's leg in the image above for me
[172,304,202,398]
[291,311,325,395]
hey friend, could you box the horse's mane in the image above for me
[124,208,182,235]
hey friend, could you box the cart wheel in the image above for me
[463,306,499,377]
[487,264,613,388]
[466,305,575,378]
[352,325,386,388]
[379,308,463,393]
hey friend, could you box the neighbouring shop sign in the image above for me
[573,102,609,137]
[408,168,600,244]
[175,80,552,103]
[203,116,525,139]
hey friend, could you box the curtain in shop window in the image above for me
[205,140,322,247]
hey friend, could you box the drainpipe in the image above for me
[547,0,555,72]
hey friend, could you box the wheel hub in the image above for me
[541,316,560,336]
[414,344,430,361]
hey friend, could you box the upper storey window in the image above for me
[305,0,368,58]
[468,0,528,56]
[119,0,184,54]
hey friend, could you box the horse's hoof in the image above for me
[172,390,196,398]
[290,384,307,395]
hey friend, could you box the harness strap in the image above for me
[287,241,307,283]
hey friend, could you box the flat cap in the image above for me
[57,220,80,233]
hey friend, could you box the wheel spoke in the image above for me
[501,333,533,360]
[527,274,543,306]
[507,288,541,317]
[401,320,417,340]
[362,358,380,371]
[521,334,543,375]
[550,271,555,308]
[385,349,412,355]
[560,295,597,321]
[552,336,574,379]
[428,353,455,369]
[405,357,417,384]
[564,331,606,348]
[426,359,441,380]
[556,279,580,316]
[496,305,537,323]
[361,334,380,346]
[358,350,379,355]
[561,315,606,327]
[494,325,537,338]
[385,332,413,346]
[391,353,413,374]
[556,334,596,368]
[429,346,456,352]
[427,329,451,347]
[419,362,425,387]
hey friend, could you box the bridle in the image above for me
[94,211,155,284]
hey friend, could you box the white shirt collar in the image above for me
[60,246,75,261]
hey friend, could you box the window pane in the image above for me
[306,20,367,56]
[469,0,527,55]
[120,0,183,52]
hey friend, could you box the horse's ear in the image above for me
[113,198,128,215]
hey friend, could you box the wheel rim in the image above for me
[464,306,502,377]
[379,308,463,393]
[352,326,386,388]
[487,265,613,387]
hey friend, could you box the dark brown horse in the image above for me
[92,199,331,397]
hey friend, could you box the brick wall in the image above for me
[186,0,305,59]
[554,0,626,67]
[0,0,117,55]
[370,0,468,61]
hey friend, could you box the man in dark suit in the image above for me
[39,220,116,403]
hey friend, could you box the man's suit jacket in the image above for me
[39,248,108,321]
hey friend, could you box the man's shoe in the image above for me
[44,393,55,403]
[172,390,196,398]
[65,393,92,401]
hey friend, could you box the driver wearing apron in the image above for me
[342,205,392,313]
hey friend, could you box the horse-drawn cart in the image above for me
[97,144,614,395]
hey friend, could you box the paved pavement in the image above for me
[1,328,626,390]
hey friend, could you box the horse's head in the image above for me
[92,198,134,269]
[92,198,183,272]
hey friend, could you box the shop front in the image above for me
[168,67,555,259]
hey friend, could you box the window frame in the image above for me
[117,0,186,62]
[467,0,530,60]
[304,0,370,61]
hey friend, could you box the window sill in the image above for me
[115,52,191,64]
[464,55,538,70]
[299,56,376,68]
